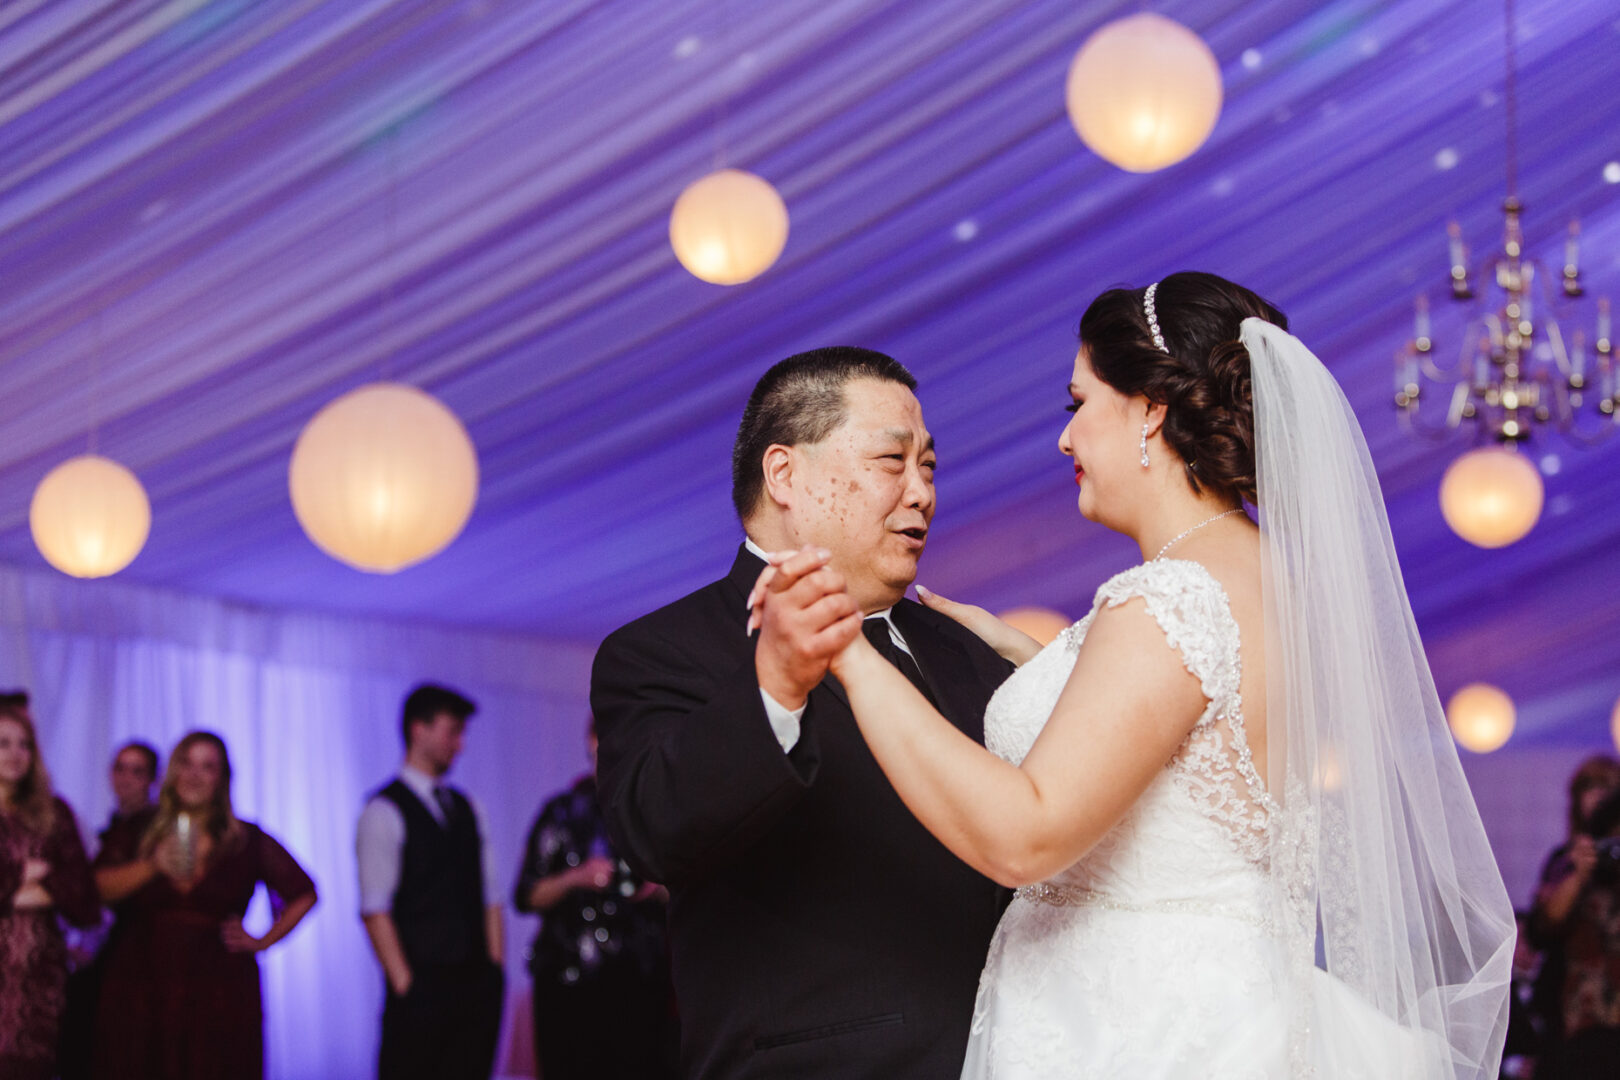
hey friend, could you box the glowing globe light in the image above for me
[669,168,789,285]
[999,607,1073,646]
[1439,446,1543,548]
[1446,683,1516,753]
[289,383,478,573]
[30,455,151,578]
[1612,696,1620,755]
[1065,13,1224,173]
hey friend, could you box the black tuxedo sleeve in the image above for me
[591,627,822,888]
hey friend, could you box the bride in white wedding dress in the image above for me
[751,272,1514,1079]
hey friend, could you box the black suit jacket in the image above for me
[592,546,1014,1079]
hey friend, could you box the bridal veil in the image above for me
[1246,317,1514,1079]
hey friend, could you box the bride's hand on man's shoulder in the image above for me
[916,586,1044,667]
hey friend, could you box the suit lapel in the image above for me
[891,601,984,742]
[723,543,766,609]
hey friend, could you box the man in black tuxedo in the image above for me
[592,347,1012,1079]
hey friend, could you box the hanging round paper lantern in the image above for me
[289,383,478,573]
[1439,446,1543,548]
[999,607,1072,646]
[669,168,789,285]
[29,455,151,578]
[1065,13,1224,173]
[1446,683,1516,753]
[1611,696,1620,756]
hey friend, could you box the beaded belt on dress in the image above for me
[1012,882,1270,930]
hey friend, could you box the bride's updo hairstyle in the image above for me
[1078,271,1287,507]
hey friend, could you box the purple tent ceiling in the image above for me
[2,0,1618,744]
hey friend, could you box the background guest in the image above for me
[1530,754,1620,1078]
[515,715,676,1080]
[0,701,101,1080]
[1501,910,1549,1078]
[92,730,317,1080]
[356,684,505,1080]
[104,741,161,839]
[60,740,163,1080]
[0,688,35,724]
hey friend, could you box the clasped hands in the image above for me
[747,548,869,710]
[747,547,1041,710]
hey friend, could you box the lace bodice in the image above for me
[985,559,1274,908]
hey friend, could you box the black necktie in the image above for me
[863,617,937,706]
[431,785,456,825]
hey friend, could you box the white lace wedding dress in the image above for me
[960,559,1432,1079]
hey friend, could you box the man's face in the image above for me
[111,748,155,809]
[413,713,466,776]
[784,378,936,612]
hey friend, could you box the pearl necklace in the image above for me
[1153,509,1245,561]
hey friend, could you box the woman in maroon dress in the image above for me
[0,704,102,1080]
[93,731,318,1080]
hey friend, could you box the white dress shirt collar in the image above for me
[743,536,773,564]
[398,764,448,821]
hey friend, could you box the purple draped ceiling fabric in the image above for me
[0,0,1616,748]
[1,2,1618,1075]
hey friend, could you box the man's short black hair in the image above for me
[401,683,477,747]
[117,740,160,778]
[730,346,917,522]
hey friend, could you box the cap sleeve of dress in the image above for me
[250,824,316,910]
[1091,560,1239,713]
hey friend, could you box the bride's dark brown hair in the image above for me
[1078,271,1287,507]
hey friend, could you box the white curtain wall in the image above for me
[0,563,595,1080]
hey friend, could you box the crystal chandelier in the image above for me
[1395,0,1616,448]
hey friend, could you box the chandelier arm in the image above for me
[1420,354,1476,383]
[1419,321,1482,383]
[1397,395,1468,443]
[1531,373,1616,445]
[1544,319,1572,377]
[1446,381,1474,429]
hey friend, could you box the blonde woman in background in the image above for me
[93,730,317,1080]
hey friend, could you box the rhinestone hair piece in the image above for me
[1143,281,1170,354]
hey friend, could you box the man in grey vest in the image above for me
[356,684,505,1080]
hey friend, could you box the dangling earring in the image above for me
[1140,423,1151,468]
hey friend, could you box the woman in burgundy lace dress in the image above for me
[0,704,102,1080]
[93,731,318,1080]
